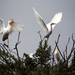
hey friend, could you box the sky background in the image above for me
[0,0,75,58]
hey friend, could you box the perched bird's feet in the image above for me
[4,43,8,47]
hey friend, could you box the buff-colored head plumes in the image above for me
[0,18,24,41]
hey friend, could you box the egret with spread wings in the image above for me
[33,8,62,41]
[0,18,24,43]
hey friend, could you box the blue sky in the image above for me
[0,0,75,57]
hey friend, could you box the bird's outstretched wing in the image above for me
[33,7,48,33]
[11,22,24,32]
[47,12,62,31]
[50,12,62,24]
[0,18,5,34]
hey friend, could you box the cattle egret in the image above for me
[29,53,33,58]
[33,8,62,41]
[0,18,24,42]
[54,47,60,62]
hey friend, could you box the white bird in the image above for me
[54,47,60,62]
[29,53,33,58]
[33,8,62,41]
[0,18,24,42]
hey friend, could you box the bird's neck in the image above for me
[7,24,13,33]
[51,25,52,31]
[52,25,55,30]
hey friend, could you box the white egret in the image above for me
[0,18,24,43]
[29,53,33,58]
[33,8,62,41]
[54,47,60,62]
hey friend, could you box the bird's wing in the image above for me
[0,18,5,34]
[33,7,48,33]
[11,22,24,32]
[47,12,62,31]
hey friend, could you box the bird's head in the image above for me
[8,19,15,26]
[51,23,56,26]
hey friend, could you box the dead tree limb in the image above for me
[14,31,21,60]
[65,37,70,59]
[37,31,42,41]
[65,37,70,69]
[62,34,75,67]
[67,34,75,60]
[0,43,8,52]
[52,34,60,55]
[52,34,61,66]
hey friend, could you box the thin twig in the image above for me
[56,45,65,61]
[63,50,65,59]
[52,34,60,55]
[37,31,42,41]
[65,38,70,70]
[14,31,21,60]
[0,43,8,52]
[67,34,75,60]
[62,34,75,67]
[65,37,70,59]
[52,34,60,66]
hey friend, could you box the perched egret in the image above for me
[29,53,33,58]
[0,18,24,42]
[54,47,60,62]
[33,8,62,41]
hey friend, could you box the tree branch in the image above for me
[14,31,21,60]
[67,34,75,60]
[65,37,70,59]
[52,34,60,55]
[37,31,42,41]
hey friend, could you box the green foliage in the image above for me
[34,40,51,65]
[33,40,51,75]
[23,53,37,71]
[69,51,75,75]
[0,40,75,75]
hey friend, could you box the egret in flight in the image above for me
[0,18,24,44]
[33,8,62,41]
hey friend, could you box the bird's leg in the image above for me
[4,41,8,47]
[7,38,9,47]
[7,38,11,52]
[3,38,9,48]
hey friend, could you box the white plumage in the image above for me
[33,8,62,40]
[0,18,5,34]
[0,18,24,41]
[29,53,33,58]
[54,47,60,61]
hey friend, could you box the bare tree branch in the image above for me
[67,34,75,60]
[56,45,65,61]
[52,34,60,55]
[65,37,70,59]
[52,34,61,66]
[65,37,70,69]
[67,35,75,60]
[61,34,75,67]
[37,31,42,41]
[14,31,21,60]
[0,43,8,52]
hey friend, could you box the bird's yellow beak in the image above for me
[12,22,15,25]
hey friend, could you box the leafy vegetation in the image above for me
[0,34,75,75]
